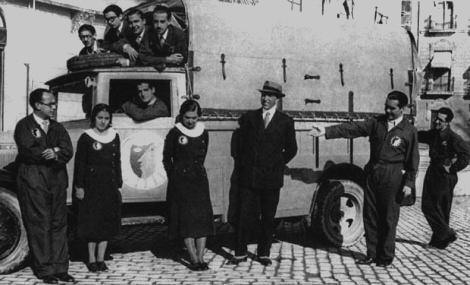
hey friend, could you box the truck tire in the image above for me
[67,53,122,71]
[0,188,29,274]
[311,180,364,247]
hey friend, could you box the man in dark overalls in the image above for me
[418,107,470,249]
[14,89,74,284]
[310,91,419,267]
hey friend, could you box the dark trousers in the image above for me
[421,165,457,243]
[235,186,280,257]
[364,164,402,263]
[17,165,69,278]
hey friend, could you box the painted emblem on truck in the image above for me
[121,132,167,190]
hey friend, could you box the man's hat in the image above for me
[257,81,285,97]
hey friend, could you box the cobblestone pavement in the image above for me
[1,197,470,284]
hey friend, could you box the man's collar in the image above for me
[161,27,169,40]
[147,96,157,106]
[33,112,48,125]
[262,105,277,117]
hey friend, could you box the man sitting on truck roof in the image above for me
[138,4,187,66]
[102,4,125,52]
[78,24,104,56]
[120,81,170,122]
[114,8,150,63]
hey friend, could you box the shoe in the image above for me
[96,261,108,271]
[54,272,75,283]
[41,276,58,284]
[434,233,457,249]
[356,256,375,265]
[199,262,209,271]
[188,262,202,271]
[257,256,272,266]
[376,260,392,267]
[227,256,247,265]
[86,262,99,272]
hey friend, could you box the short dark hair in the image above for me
[437,107,454,122]
[90,103,113,128]
[179,100,202,117]
[29,88,50,110]
[127,8,145,20]
[153,4,171,20]
[387,90,408,108]
[78,24,96,36]
[103,4,122,16]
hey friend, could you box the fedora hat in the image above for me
[257,81,285,97]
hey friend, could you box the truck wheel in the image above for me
[0,189,29,273]
[67,53,122,71]
[311,180,364,247]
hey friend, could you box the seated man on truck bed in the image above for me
[120,80,170,122]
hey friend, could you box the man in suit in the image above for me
[14,89,74,284]
[309,91,419,267]
[418,107,470,249]
[102,4,125,52]
[139,4,186,66]
[230,81,297,266]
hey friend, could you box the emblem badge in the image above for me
[178,135,188,145]
[390,136,402,147]
[93,141,102,150]
[442,140,448,146]
[32,128,41,138]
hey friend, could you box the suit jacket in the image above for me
[139,25,187,66]
[237,108,297,189]
[102,25,126,52]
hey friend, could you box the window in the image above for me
[109,79,171,116]
[422,51,454,96]
[56,92,90,122]
[425,1,455,34]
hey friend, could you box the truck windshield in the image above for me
[109,79,171,116]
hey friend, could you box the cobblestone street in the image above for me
[1,197,470,285]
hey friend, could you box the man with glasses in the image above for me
[418,107,470,249]
[78,24,103,56]
[102,4,125,52]
[14,89,74,284]
[309,91,419,267]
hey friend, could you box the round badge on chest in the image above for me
[178,135,188,145]
[390,136,402,148]
[92,141,102,150]
[31,128,41,138]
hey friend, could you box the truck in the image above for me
[0,0,419,273]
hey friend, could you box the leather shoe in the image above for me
[434,234,457,249]
[376,260,392,267]
[54,272,75,283]
[41,276,58,284]
[96,261,108,271]
[257,256,272,266]
[227,256,247,265]
[356,256,375,265]
[86,262,98,272]
[199,262,209,271]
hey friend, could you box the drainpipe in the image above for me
[24,63,30,115]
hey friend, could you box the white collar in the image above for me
[388,116,403,126]
[161,27,169,40]
[262,105,277,117]
[118,22,124,33]
[137,27,145,40]
[175,122,205,137]
[33,113,49,126]
[84,128,117,144]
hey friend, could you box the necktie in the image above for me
[264,112,270,128]
[42,120,49,133]
[159,35,165,47]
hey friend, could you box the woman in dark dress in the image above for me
[163,100,214,271]
[74,104,122,272]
